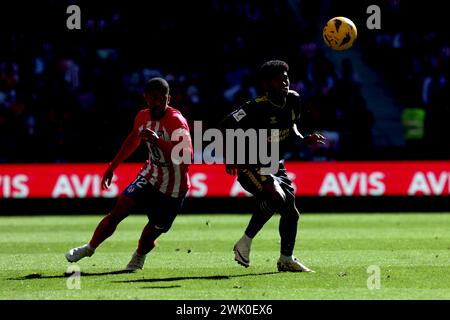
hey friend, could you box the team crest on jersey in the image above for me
[232,109,247,122]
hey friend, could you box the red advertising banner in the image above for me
[0,161,449,198]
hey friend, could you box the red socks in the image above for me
[89,214,120,248]
[137,223,162,255]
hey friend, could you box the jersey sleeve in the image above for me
[166,112,193,162]
[289,90,302,123]
[167,112,191,140]
[132,110,146,133]
[219,101,252,130]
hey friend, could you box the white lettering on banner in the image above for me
[52,175,75,198]
[408,172,450,195]
[319,172,385,196]
[189,173,208,197]
[52,174,119,198]
[1,175,11,198]
[369,172,385,196]
[71,175,92,197]
[2,162,450,198]
[320,173,341,195]
[92,175,101,197]
[230,179,252,197]
[338,172,359,195]
[0,175,29,198]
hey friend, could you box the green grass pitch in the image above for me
[1,213,449,300]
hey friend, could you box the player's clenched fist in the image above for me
[101,167,114,190]
[138,128,159,143]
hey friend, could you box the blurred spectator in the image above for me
[328,58,374,160]
[5,0,443,163]
[402,106,426,159]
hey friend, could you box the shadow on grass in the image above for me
[9,271,279,283]
[141,285,182,289]
[8,270,134,280]
[113,271,279,284]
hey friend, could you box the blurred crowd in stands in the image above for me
[362,11,450,159]
[0,0,448,163]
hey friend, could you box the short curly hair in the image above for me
[259,60,289,82]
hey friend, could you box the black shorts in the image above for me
[237,162,295,201]
[122,175,186,231]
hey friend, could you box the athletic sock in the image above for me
[137,223,162,255]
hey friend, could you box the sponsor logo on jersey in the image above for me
[232,109,247,122]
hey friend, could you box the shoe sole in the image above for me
[233,245,250,268]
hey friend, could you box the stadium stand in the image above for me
[0,0,449,163]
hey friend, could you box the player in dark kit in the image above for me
[221,60,325,272]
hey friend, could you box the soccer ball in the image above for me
[322,17,357,50]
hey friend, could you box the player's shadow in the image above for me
[9,270,279,282]
[113,271,279,284]
[9,270,134,280]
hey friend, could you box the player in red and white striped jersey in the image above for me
[65,77,192,271]
[134,104,191,198]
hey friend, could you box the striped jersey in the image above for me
[133,106,192,198]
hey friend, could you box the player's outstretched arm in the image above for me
[303,132,326,145]
[101,130,140,190]
[292,124,326,145]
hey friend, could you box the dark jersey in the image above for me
[220,90,303,166]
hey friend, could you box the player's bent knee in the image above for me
[281,200,300,220]
[261,195,285,215]
[109,196,135,221]
[289,207,300,222]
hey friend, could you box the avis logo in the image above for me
[319,172,385,196]
[52,174,119,198]
[408,172,450,195]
